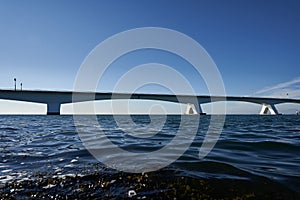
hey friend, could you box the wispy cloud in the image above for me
[254,77,300,98]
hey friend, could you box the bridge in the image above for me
[0,89,300,115]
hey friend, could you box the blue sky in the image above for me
[0,0,300,114]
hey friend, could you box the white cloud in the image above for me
[254,77,300,98]
[252,77,300,114]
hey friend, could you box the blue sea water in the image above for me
[0,115,299,199]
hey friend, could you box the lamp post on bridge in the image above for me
[14,78,16,91]
[20,83,22,91]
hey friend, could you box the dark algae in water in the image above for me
[1,168,299,199]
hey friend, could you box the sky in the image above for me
[0,0,300,114]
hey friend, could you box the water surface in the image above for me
[0,115,299,199]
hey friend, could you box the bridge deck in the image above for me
[0,89,299,115]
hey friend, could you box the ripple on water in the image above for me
[0,115,299,197]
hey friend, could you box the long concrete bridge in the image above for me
[0,89,300,115]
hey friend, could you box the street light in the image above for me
[20,83,23,91]
[14,78,16,91]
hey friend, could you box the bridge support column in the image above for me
[47,103,61,115]
[185,103,205,115]
[259,103,278,115]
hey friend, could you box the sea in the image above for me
[0,115,299,199]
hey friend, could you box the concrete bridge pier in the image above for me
[185,103,205,115]
[259,103,279,115]
[47,103,61,115]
